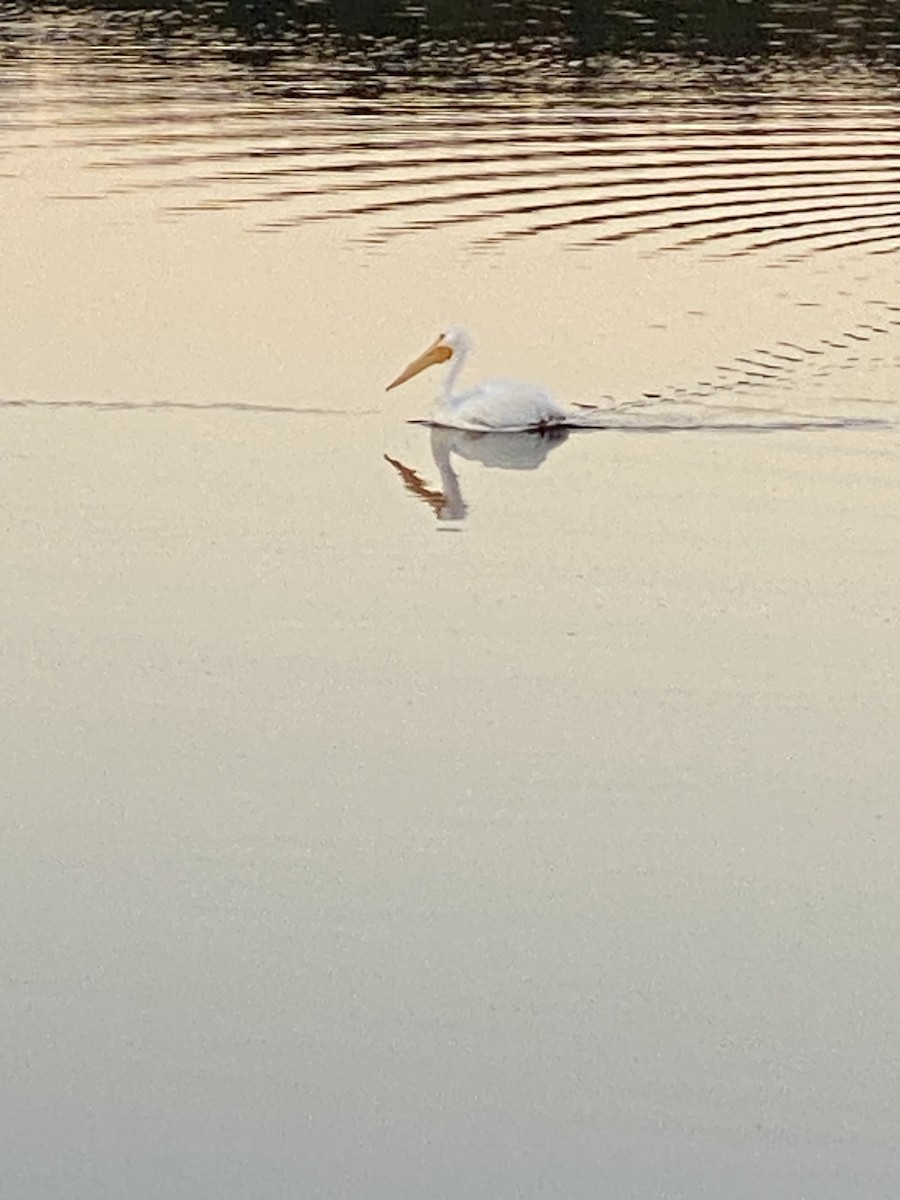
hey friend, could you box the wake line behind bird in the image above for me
[385,326,888,433]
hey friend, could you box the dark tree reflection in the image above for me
[14,0,900,60]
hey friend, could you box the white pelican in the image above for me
[386,326,570,432]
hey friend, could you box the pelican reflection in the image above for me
[385,425,569,522]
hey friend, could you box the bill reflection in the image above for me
[385,425,569,524]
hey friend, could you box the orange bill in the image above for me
[386,335,453,391]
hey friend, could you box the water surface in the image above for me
[3,4,900,1198]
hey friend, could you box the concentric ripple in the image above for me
[2,4,900,262]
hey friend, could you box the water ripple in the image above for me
[2,4,900,262]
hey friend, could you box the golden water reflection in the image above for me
[3,7,900,1199]
[3,4,900,260]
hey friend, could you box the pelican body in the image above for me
[386,326,569,432]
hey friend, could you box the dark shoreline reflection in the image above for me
[385,425,569,523]
[14,1,900,63]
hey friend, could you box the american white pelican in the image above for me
[386,326,570,432]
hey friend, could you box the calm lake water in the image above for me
[3,3,900,1197]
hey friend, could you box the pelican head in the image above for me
[386,326,471,391]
